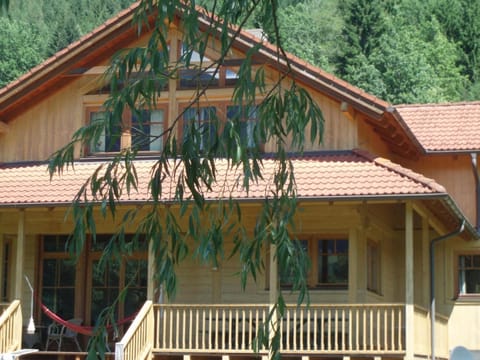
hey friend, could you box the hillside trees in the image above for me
[0,16,45,87]
[336,0,466,103]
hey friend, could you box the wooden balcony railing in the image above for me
[152,303,405,355]
[0,300,22,354]
[115,300,154,360]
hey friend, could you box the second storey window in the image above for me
[180,103,259,153]
[458,254,480,295]
[182,106,217,151]
[132,110,165,152]
[87,107,166,155]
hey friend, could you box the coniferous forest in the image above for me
[1,0,480,104]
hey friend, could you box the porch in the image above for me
[1,301,448,360]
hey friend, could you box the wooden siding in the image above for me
[396,153,476,225]
[0,27,365,163]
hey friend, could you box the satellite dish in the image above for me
[450,346,474,360]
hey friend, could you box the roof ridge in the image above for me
[395,101,480,108]
[352,148,446,193]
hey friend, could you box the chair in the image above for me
[45,318,83,351]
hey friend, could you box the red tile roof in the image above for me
[0,151,446,207]
[396,102,480,152]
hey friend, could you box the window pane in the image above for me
[43,259,57,287]
[279,240,308,287]
[465,270,480,293]
[90,111,121,153]
[179,69,219,88]
[183,107,217,150]
[317,239,348,288]
[459,254,480,294]
[59,260,76,286]
[132,110,164,152]
[227,105,258,149]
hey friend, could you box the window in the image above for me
[90,111,121,153]
[88,235,147,325]
[458,254,480,295]
[181,103,259,153]
[87,107,166,155]
[317,239,348,289]
[183,106,217,151]
[132,109,164,151]
[39,234,147,328]
[226,105,258,149]
[40,235,76,323]
[277,237,348,289]
[178,44,239,89]
[367,240,381,293]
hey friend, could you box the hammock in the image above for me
[41,303,137,336]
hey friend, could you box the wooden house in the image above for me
[0,3,479,360]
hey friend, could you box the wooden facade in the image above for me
[1,4,480,360]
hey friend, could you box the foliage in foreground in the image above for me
[48,0,324,358]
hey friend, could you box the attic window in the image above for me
[178,43,239,89]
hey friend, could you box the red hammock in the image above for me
[41,303,137,336]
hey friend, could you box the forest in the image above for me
[1,0,479,105]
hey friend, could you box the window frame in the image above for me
[177,41,240,89]
[178,102,261,154]
[84,105,168,156]
[273,235,349,291]
[39,235,79,324]
[456,252,480,298]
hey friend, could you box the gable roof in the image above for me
[396,102,480,153]
[0,2,422,159]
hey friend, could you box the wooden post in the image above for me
[147,239,155,301]
[422,217,430,308]
[349,228,359,303]
[269,243,278,360]
[14,210,25,300]
[0,232,4,301]
[405,202,414,360]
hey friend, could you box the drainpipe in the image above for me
[470,153,480,232]
[430,220,465,360]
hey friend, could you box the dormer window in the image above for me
[86,107,166,156]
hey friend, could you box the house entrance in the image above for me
[39,235,147,330]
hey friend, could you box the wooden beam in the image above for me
[0,121,8,133]
[340,101,355,121]
[147,240,155,301]
[14,211,25,300]
[405,202,415,360]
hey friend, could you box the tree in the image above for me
[47,0,324,358]
[0,17,45,87]
[276,0,342,73]
[336,0,386,79]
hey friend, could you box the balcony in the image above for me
[151,303,406,356]
[0,301,449,360]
